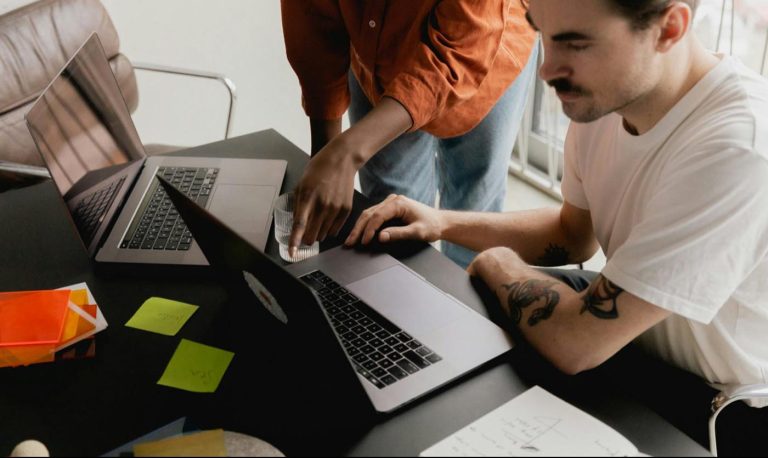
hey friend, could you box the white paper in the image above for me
[420,386,638,457]
[55,282,108,351]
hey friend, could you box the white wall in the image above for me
[100,0,312,153]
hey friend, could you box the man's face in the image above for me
[528,0,663,123]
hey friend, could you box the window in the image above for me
[512,0,768,199]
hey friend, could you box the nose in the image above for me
[537,45,570,83]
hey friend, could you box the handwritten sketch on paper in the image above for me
[420,386,639,457]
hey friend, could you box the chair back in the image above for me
[0,0,138,166]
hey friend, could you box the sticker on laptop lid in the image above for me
[243,271,288,324]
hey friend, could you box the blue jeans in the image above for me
[348,45,539,268]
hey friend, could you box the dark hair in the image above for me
[520,0,698,31]
[608,0,698,30]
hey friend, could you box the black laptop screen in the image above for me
[26,34,146,195]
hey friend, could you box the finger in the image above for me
[316,204,340,242]
[344,194,398,246]
[466,261,476,276]
[361,202,403,244]
[378,224,422,243]
[345,210,371,246]
[289,193,311,257]
[329,205,352,239]
[302,200,328,247]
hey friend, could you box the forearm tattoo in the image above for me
[580,276,623,319]
[501,279,561,327]
[536,243,571,266]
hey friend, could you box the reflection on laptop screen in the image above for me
[26,34,146,195]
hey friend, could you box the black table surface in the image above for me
[0,129,710,456]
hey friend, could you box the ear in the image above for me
[656,3,692,52]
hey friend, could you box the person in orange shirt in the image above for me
[281,0,538,267]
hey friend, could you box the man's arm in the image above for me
[467,247,672,374]
[440,201,599,266]
[346,195,599,267]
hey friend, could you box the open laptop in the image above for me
[25,34,286,265]
[158,176,514,413]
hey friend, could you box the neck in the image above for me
[620,38,720,135]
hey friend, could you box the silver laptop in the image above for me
[25,34,286,265]
[159,176,514,413]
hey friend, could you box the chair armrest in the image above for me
[708,383,768,456]
[0,162,50,192]
[132,62,237,139]
[0,161,50,178]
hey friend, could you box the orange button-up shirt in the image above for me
[281,0,537,138]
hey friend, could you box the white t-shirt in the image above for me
[561,55,768,390]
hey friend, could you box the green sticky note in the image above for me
[126,297,199,336]
[158,339,235,393]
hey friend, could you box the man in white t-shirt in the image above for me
[344,0,768,452]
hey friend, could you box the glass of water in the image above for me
[273,191,320,262]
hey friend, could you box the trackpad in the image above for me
[209,184,275,234]
[346,265,474,337]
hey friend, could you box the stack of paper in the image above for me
[0,283,107,368]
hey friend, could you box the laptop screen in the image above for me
[26,34,146,195]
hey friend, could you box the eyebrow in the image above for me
[525,12,592,42]
[551,31,593,42]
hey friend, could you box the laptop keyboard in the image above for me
[300,270,443,390]
[72,176,126,246]
[120,167,219,251]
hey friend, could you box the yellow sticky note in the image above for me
[126,298,199,336]
[133,429,227,457]
[158,339,234,393]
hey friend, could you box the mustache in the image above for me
[547,78,586,95]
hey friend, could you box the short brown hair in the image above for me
[520,0,698,30]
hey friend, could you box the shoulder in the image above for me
[687,57,768,153]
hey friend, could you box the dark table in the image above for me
[0,129,710,456]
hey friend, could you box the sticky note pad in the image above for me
[0,290,71,346]
[133,429,227,457]
[158,339,234,393]
[126,298,199,336]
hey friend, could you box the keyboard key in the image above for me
[380,375,398,386]
[408,340,423,350]
[372,368,388,378]
[403,350,431,369]
[396,359,420,375]
[425,353,443,364]
[369,339,383,348]
[415,347,432,358]
[387,366,408,380]
[353,354,368,364]
[397,332,413,343]
[369,352,384,362]
[394,344,409,353]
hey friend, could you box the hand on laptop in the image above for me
[344,194,444,247]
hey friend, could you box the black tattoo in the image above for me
[536,243,571,266]
[580,276,624,319]
[501,279,561,327]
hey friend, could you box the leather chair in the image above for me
[0,0,236,191]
